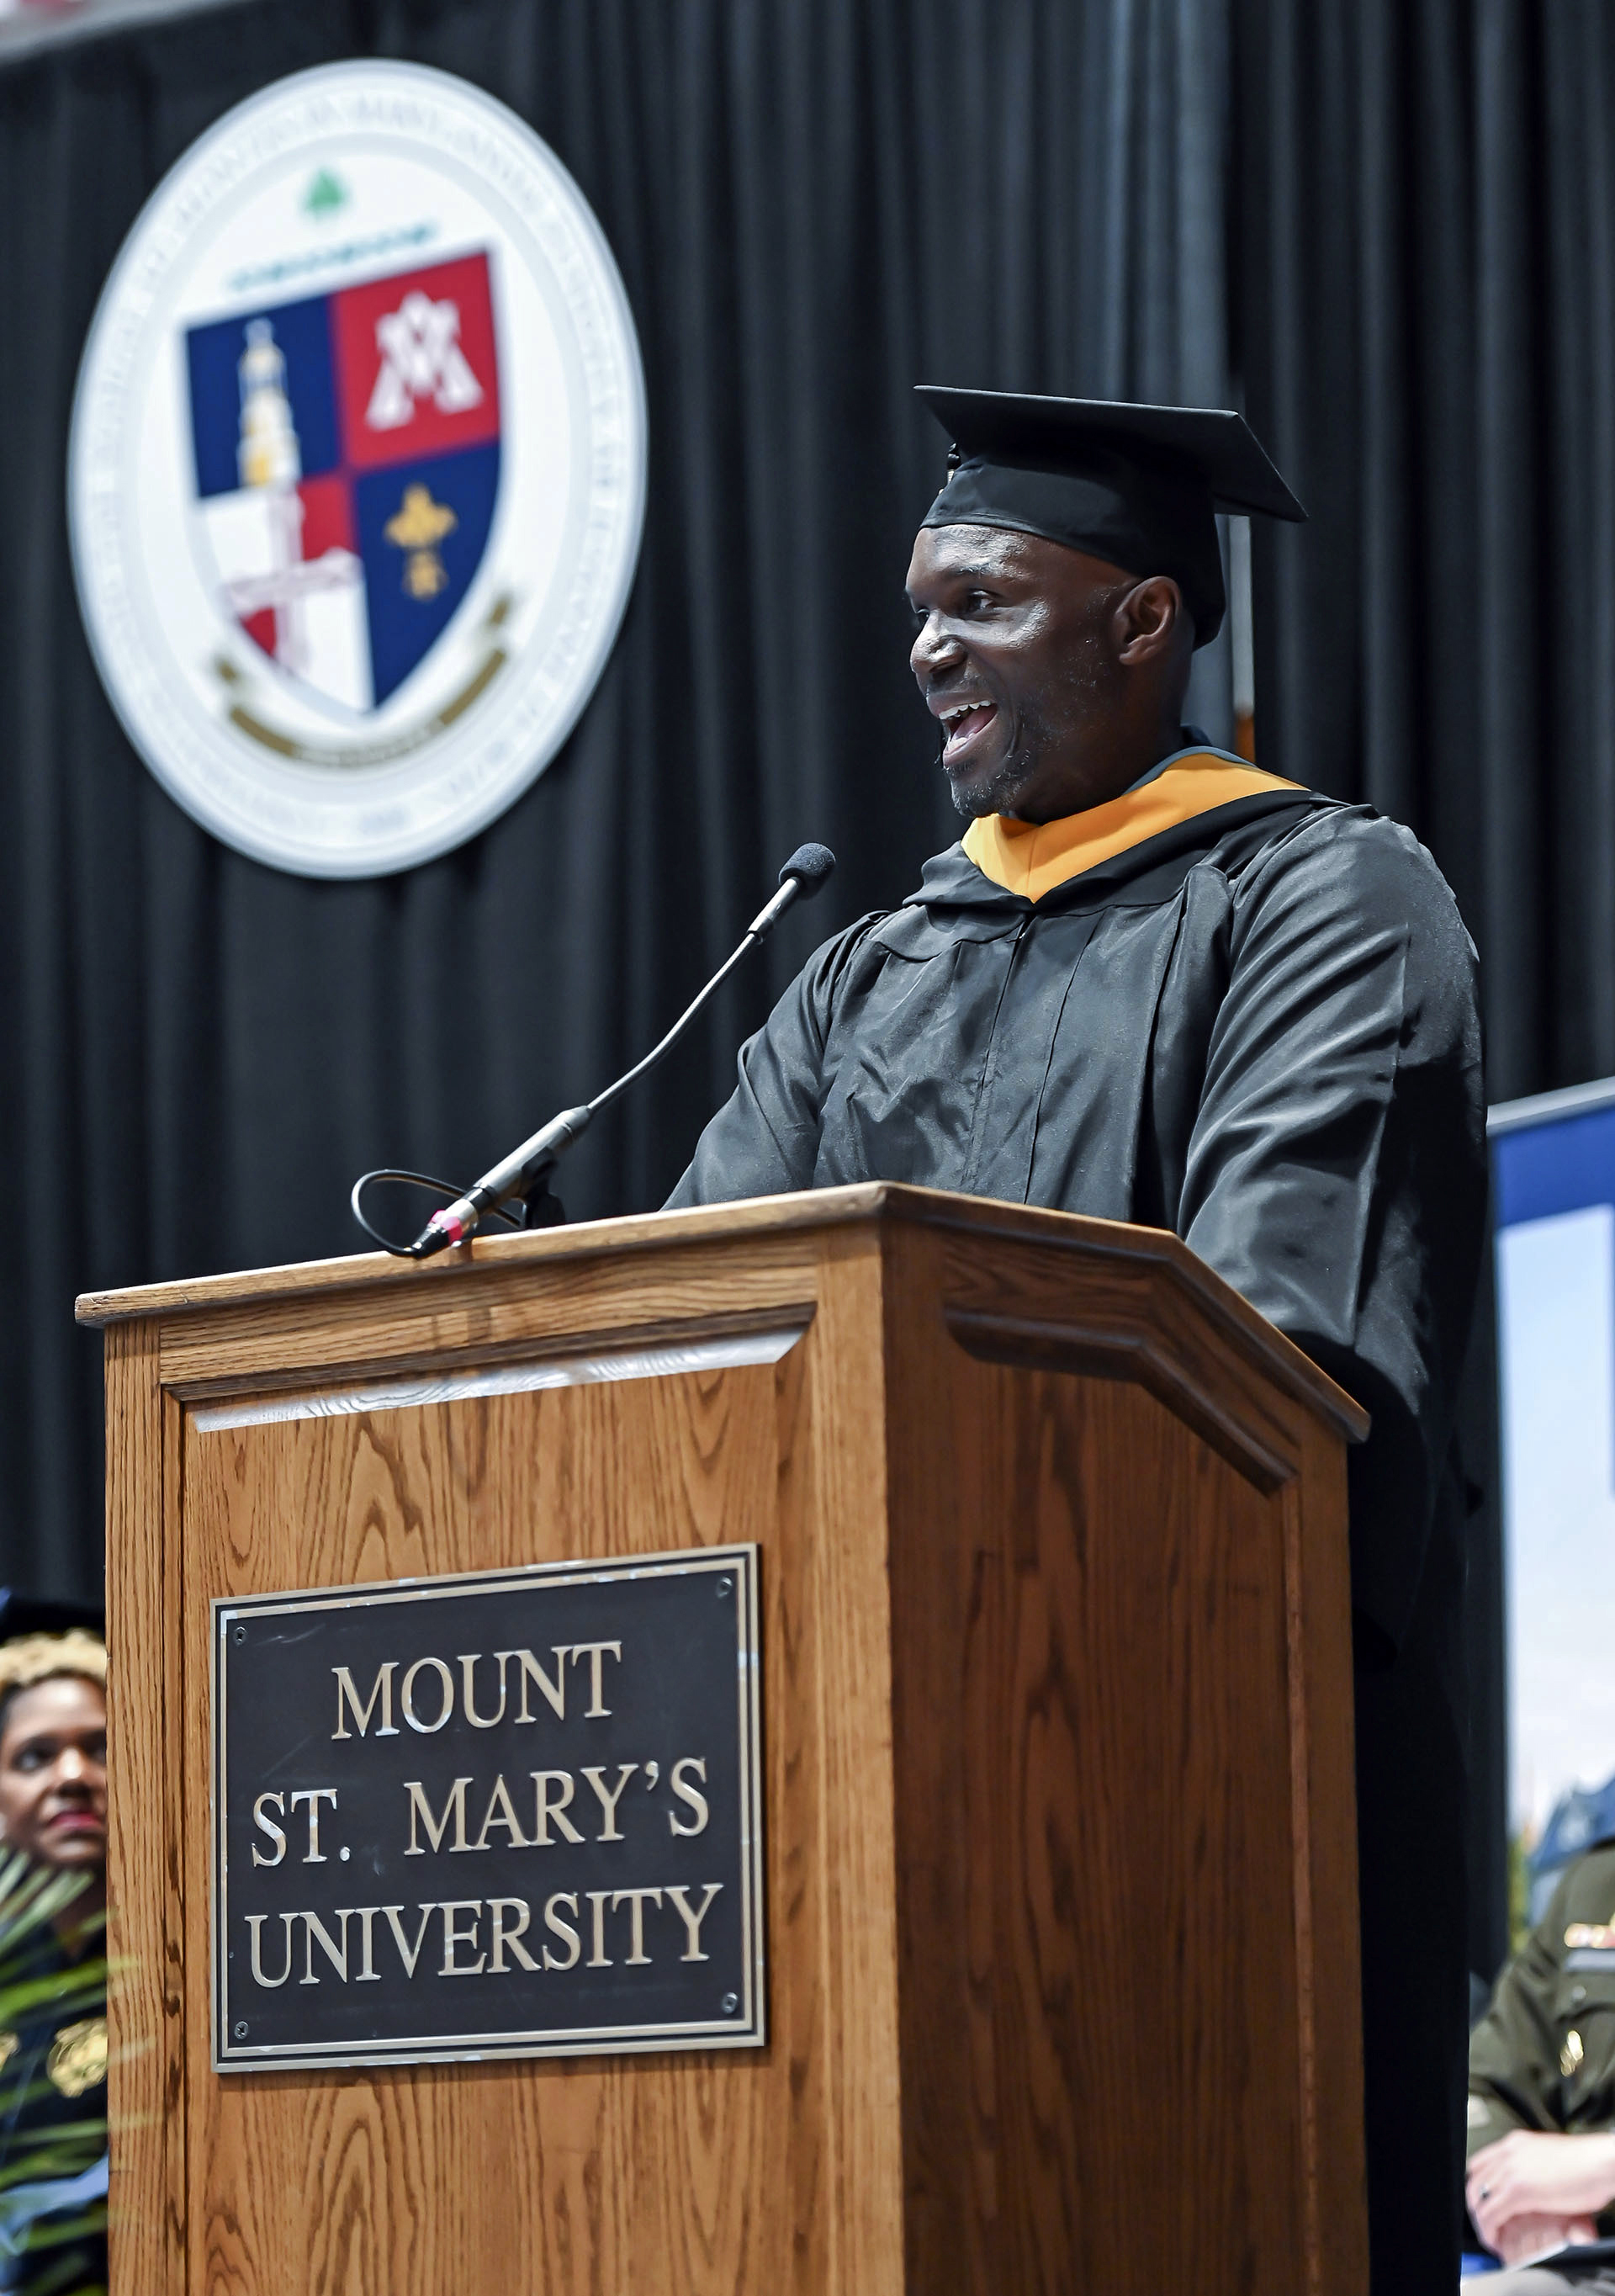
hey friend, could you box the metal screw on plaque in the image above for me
[233,2022,248,2039]
[721,1992,738,2014]
[717,1578,733,1600]
[232,1625,246,1646]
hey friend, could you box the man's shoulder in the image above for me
[1236,792,1446,878]
[1230,795,1472,941]
[790,904,923,1010]
[850,789,1468,950]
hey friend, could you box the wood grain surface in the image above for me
[881,1218,1366,2295]
[103,1320,188,2293]
[78,1184,1365,1434]
[98,1190,1365,2293]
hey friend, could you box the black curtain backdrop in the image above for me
[0,0,1233,1588]
[1235,0,1615,1975]
[1238,0,1615,1106]
[1,0,1605,1977]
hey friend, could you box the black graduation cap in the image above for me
[916,386,1305,649]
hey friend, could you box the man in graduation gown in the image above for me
[667,385,1488,2293]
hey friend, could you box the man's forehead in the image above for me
[906,523,1042,587]
[906,522,1125,597]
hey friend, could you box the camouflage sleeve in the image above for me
[1467,1880,1575,2155]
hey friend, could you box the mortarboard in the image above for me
[916,386,1306,649]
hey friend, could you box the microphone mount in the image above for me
[351,843,836,1259]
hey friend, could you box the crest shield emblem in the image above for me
[184,252,502,713]
[71,62,645,878]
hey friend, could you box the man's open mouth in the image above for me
[938,699,999,762]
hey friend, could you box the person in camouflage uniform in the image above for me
[0,1632,109,2294]
[1468,1839,1615,2286]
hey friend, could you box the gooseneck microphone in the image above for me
[351,843,836,1260]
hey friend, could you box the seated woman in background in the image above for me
[1469,1834,1615,2288]
[0,1632,109,2295]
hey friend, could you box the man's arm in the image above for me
[1465,1870,1615,2256]
[1177,810,1487,1656]
[1468,1891,1576,2154]
[665,917,880,1208]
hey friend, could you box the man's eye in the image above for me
[14,1747,47,1771]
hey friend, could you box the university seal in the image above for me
[69,61,646,878]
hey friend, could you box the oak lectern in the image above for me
[80,1182,1369,2295]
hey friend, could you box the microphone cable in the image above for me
[351,841,835,1259]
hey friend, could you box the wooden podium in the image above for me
[81,1183,1369,2295]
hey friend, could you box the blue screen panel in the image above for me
[1494,1103,1615,1228]
[1491,1082,1615,1879]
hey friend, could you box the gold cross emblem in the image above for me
[384,484,458,600]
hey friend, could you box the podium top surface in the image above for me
[75,1182,1367,1440]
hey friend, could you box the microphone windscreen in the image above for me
[779,843,836,898]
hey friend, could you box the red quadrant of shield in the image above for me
[329,252,501,472]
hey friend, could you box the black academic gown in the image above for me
[668,777,1488,2293]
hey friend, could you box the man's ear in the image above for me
[1114,575,1185,665]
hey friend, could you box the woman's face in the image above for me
[0,1677,107,1871]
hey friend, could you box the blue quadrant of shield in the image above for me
[356,444,500,704]
[188,295,341,496]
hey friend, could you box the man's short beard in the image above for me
[943,625,1115,819]
[945,740,1039,819]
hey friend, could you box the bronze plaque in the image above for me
[212,1546,763,2070]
